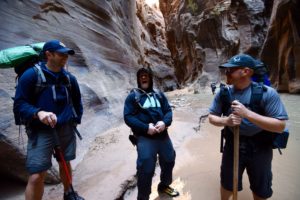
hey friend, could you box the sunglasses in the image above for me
[223,67,243,74]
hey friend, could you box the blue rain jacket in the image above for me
[13,62,83,130]
[123,89,172,139]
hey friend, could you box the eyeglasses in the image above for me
[54,52,68,57]
[224,67,242,74]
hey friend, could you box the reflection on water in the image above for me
[124,177,192,200]
[280,94,300,136]
[272,94,300,200]
[150,178,191,200]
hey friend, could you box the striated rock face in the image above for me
[0,0,176,182]
[160,0,300,93]
[260,0,300,93]
[160,0,269,86]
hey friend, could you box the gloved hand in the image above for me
[155,121,166,133]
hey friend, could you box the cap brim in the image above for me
[56,48,75,55]
[219,63,241,68]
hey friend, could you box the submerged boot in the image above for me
[157,184,180,197]
[63,191,85,200]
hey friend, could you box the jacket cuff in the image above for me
[32,108,41,119]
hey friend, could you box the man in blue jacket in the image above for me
[124,67,179,200]
[14,40,83,200]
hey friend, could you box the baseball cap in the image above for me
[42,40,75,55]
[219,54,255,69]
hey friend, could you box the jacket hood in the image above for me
[136,67,153,92]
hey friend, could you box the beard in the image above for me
[226,75,233,85]
[141,82,149,90]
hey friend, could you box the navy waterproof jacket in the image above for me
[13,62,83,130]
[123,89,172,139]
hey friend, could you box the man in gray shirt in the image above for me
[209,54,288,200]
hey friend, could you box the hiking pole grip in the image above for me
[233,126,239,200]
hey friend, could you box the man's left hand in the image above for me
[231,100,249,118]
[155,121,166,133]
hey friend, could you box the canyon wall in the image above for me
[0,0,175,182]
[160,0,300,92]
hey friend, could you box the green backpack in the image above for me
[0,42,45,76]
[0,42,47,125]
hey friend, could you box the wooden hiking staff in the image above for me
[233,125,239,200]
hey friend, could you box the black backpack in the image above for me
[252,60,270,84]
[131,88,163,107]
[220,82,289,154]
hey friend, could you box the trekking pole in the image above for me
[52,129,77,199]
[233,125,239,200]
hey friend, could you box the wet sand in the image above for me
[53,89,300,200]
[3,89,300,200]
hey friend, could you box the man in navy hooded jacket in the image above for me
[14,40,83,200]
[124,67,179,200]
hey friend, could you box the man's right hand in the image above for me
[147,123,157,135]
[226,114,242,127]
[37,111,57,128]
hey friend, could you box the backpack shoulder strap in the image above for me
[249,82,267,114]
[220,84,232,114]
[57,72,78,120]
[33,63,47,96]
[131,88,142,103]
[63,73,72,103]
[129,88,145,115]
[65,75,78,119]
[34,63,46,83]
[153,88,163,97]
[153,88,163,104]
